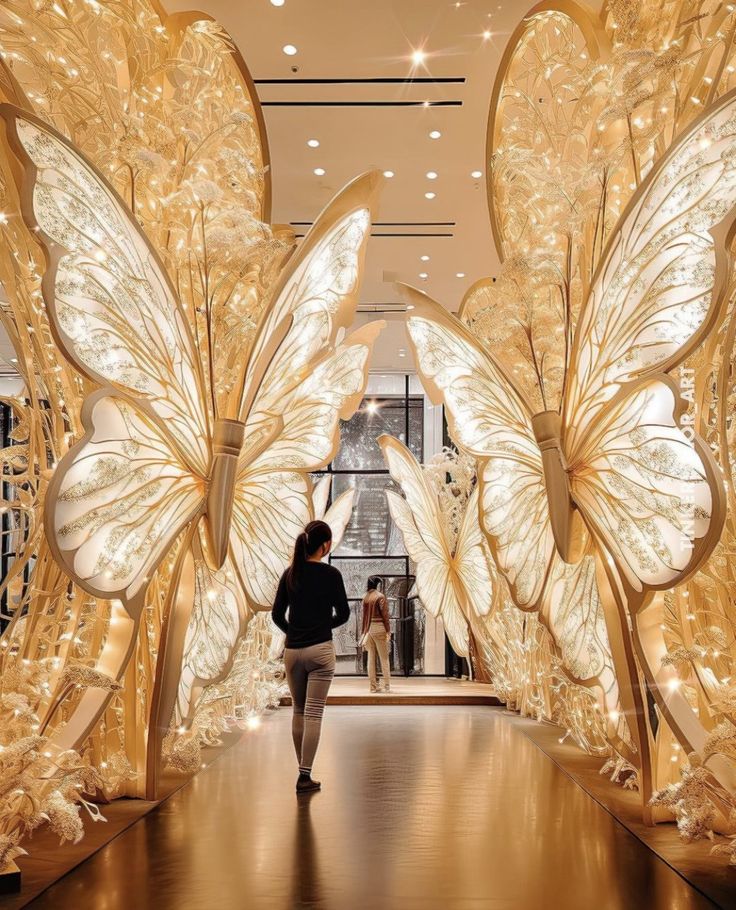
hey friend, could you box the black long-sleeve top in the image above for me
[271,561,350,649]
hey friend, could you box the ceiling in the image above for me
[167,0,541,372]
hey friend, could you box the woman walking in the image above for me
[361,575,392,693]
[272,520,350,793]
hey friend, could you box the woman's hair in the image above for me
[366,575,382,592]
[287,520,332,592]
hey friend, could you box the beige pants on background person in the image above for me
[366,620,391,691]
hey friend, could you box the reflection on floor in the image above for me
[27,707,718,910]
[287,676,501,705]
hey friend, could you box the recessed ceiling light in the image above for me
[471,170,483,179]
[270,0,285,6]
[406,304,415,311]
[411,48,426,65]
[383,170,395,178]
[307,138,320,148]
[420,255,430,261]
[426,171,438,180]
[456,272,466,278]
[10,357,17,363]
[483,30,492,40]
[429,130,441,140]
[419,272,428,279]
[282,44,298,56]
[425,191,436,199]
[314,167,326,176]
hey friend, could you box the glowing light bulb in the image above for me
[307,138,319,148]
[429,130,441,140]
[425,191,436,199]
[411,48,426,65]
[314,167,326,176]
[426,171,438,180]
[471,170,483,179]
[383,170,394,178]
[282,44,297,56]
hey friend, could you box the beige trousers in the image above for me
[365,621,391,690]
[284,641,336,773]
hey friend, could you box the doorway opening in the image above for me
[314,374,447,676]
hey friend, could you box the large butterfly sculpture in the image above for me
[404,90,736,803]
[1,105,383,791]
[379,434,495,662]
[405,90,736,614]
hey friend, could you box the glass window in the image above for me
[332,396,423,470]
[316,381,424,674]
[330,474,405,557]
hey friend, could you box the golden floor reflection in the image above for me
[27,707,715,910]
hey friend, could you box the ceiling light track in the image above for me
[290,221,457,227]
[294,232,454,238]
[261,100,462,107]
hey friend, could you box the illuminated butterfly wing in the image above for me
[230,178,383,609]
[312,474,356,553]
[564,91,736,594]
[542,551,610,684]
[49,393,203,601]
[324,488,355,551]
[380,435,469,657]
[405,289,555,610]
[570,376,722,594]
[175,532,246,726]
[4,107,209,471]
[238,173,380,425]
[312,475,332,524]
[176,179,383,720]
[1,106,208,602]
[454,487,496,619]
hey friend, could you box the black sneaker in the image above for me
[296,774,321,793]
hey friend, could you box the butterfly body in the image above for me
[205,417,247,569]
[531,409,585,565]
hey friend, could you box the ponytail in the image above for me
[286,520,332,592]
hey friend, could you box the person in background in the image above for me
[272,520,350,794]
[361,575,391,693]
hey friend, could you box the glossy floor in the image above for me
[28,707,717,910]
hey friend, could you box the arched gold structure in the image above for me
[405,1,736,838]
[0,0,383,868]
